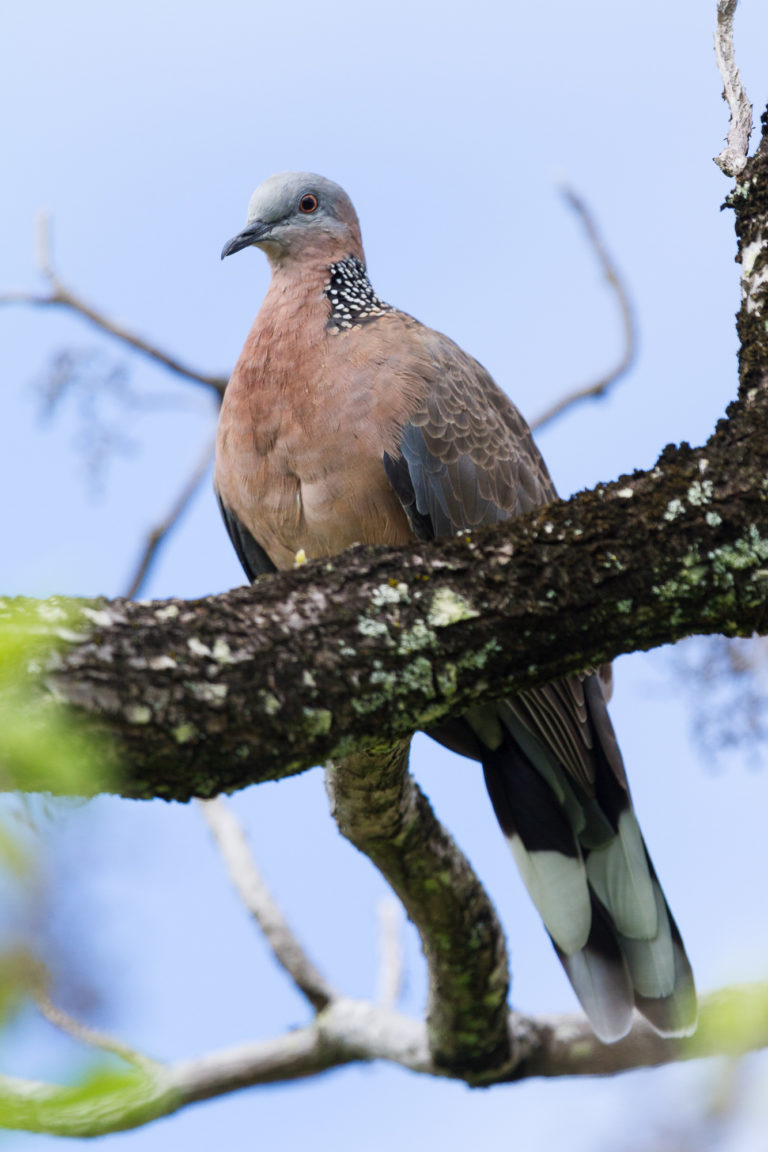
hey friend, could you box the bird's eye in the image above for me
[299,193,319,214]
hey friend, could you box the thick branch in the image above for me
[326,743,510,1077]
[5,374,768,803]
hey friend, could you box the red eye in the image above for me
[299,193,319,214]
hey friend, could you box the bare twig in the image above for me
[35,992,155,1070]
[714,0,752,176]
[530,188,636,432]
[0,216,228,398]
[123,436,215,599]
[198,796,336,1012]
[375,897,404,1009]
[7,984,768,1137]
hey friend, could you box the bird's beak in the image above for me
[220,220,273,260]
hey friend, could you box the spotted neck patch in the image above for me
[323,255,392,333]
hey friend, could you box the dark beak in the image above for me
[220,221,272,260]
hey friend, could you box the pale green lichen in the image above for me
[149,655,177,671]
[398,619,435,654]
[664,499,685,522]
[351,692,389,716]
[155,604,179,621]
[705,511,723,528]
[212,638,233,663]
[173,723,196,744]
[616,600,633,613]
[81,607,115,628]
[302,669,317,688]
[260,691,282,716]
[399,655,434,696]
[370,668,398,692]
[686,479,714,506]
[710,526,768,576]
[427,587,480,628]
[302,707,332,736]
[358,616,392,640]
[437,663,458,697]
[371,582,410,607]
[127,705,152,725]
[187,637,212,658]
[189,682,228,705]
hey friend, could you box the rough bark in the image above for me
[4,373,768,803]
[326,743,511,1076]
[2,40,768,1120]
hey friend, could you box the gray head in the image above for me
[221,172,364,268]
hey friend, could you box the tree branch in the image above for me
[17,103,767,806]
[2,19,768,1130]
[713,0,752,176]
[326,742,511,1076]
[0,215,228,398]
[35,993,153,1071]
[7,365,767,803]
[123,437,215,599]
[4,984,767,1137]
[198,796,336,1011]
[375,898,404,1009]
[531,188,636,431]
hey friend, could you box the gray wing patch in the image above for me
[216,494,276,582]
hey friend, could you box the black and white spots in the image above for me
[324,255,392,333]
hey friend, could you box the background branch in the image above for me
[531,187,636,431]
[713,0,752,175]
[4,983,768,1138]
[198,796,336,1012]
[375,898,404,1009]
[123,437,215,599]
[0,216,227,398]
[35,993,154,1071]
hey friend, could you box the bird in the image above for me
[215,171,697,1044]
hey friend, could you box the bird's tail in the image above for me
[478,691,696,1044]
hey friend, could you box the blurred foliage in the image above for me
[0,1062,173,1137]
[0,596,111,795]
[695,986,768,1059]
[0,599,152,1135]
[0,600,122,1088]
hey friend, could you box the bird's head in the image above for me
[221,172,365,269]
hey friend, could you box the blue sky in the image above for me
[2,1,768,1148]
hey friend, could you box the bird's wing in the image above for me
[382,325,601,796]
[216,492,277,581]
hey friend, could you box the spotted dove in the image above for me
[215,172,697,1043]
